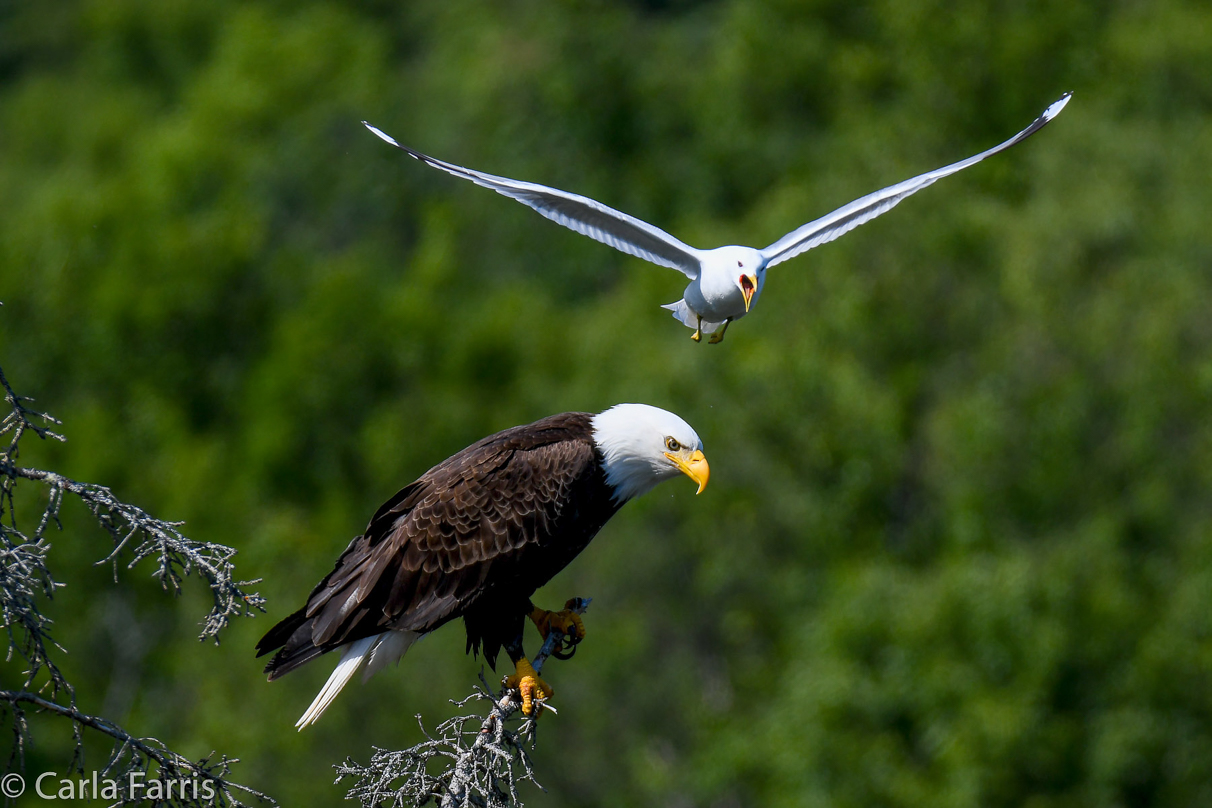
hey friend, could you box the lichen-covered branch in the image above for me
[335,599,592,808]
[0,691,275,807]
[0,507,64,687]
[0,362,70,690]
[0,362,65,460]
[10,465,267,643]
[0,360,274,805]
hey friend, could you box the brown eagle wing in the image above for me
[257,413,602,676]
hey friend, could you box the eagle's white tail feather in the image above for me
[661,300,723,334]
[295,635,376,730]
[362,630,421,683]
[295,630,424,730]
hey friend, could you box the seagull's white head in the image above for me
[591,404,709,503]
[714,246,765,313]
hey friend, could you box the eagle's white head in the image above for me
[591,404,709,503]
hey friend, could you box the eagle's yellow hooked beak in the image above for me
[666,449,710,494]
[740,275,757,312]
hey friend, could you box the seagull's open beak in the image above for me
[740,275,757,312]
[666,449,710,494]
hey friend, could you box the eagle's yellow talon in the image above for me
[505,657,553,716]
[529,603,586,643]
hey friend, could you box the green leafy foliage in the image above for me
[3,0,1212,805]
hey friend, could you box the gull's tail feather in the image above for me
[295,630,421,730]
[662,300,724,334]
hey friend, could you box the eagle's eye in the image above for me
[665,437,681,452]
[737,260,743,267]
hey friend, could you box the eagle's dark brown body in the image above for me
[256,412,620,678]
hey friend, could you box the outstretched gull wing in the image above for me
[760,92,1072,269]
[364,123,704,279]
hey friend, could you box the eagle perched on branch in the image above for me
[257,404,709,727]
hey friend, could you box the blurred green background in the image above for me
[4,0,1212,805]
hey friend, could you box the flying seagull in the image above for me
[364,92,1070,343]
[256,404,709,726]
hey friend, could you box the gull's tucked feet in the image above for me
[707,319,732,344]
[505,657,553,716]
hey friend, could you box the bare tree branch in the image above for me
[0,362,65,461]
[1,691,275,807]
[0,360,275,805]
[9,465,267,643]
[335,599,592,808]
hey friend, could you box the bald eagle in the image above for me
[256,404,709,727]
